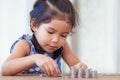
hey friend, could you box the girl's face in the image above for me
[34,19,71,53]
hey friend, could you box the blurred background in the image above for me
[0,0,120,73]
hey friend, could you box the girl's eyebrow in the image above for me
[48,27,70,34]
[47,27,56,31]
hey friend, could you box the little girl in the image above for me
[1,0,87,76]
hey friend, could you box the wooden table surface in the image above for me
[0,73,120,80]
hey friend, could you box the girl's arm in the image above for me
[1,39,59,76]
[1,39,36,75]
[62,42,87,69]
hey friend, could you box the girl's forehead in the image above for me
[43,19,71,32]
[53,14,71,24]
[50,19,71,28]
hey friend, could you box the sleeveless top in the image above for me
[10,34,63,74]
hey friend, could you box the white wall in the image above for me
[117,0,120,73]
[0,0,35,68]
[70,0,118,73]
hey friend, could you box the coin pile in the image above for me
[70,67,98,78]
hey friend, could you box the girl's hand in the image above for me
[34,54,59,76]
[73,62,87,70]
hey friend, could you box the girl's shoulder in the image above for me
[10,34,33,53]
[19,34,32,45]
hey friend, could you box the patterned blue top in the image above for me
[10,34,63,74]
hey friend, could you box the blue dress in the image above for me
[10,34,63,74]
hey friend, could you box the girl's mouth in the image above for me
[47,45,58,50]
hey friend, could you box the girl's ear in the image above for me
[30,18,38,32]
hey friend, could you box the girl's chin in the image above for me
[44,48,57,53]
[44,49,55,53]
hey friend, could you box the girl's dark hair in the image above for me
[30,0,78,32]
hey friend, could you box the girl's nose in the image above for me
[51,37,59,43]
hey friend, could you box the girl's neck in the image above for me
[31,34,46,54]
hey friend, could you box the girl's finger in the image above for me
[42,63,51,76]
[50,59,59,74]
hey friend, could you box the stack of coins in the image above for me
[70,67,98,79]
[91,70,98,78]
[40,74,47,77]
[70,67,77,78]
[77,68,85,78]
[85,68,91,78]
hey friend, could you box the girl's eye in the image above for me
[61,34,67,38]
[47,31,54,34]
